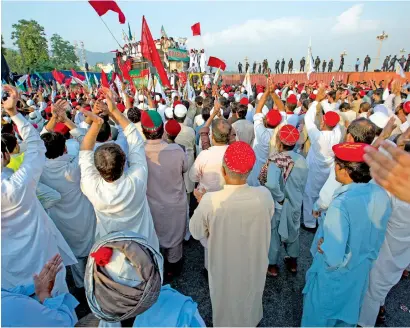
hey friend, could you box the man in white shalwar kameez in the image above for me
[78,89,159,251]
[39,108,97,288]
[1,88,76,296]
[200,49,207,73]
[302,91,342,230]
[190,141,274,327]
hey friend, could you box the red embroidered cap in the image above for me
[279,124,300,146]
[223,141,256,174]
[323,111,340,127]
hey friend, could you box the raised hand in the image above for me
[33,254,63,304]
[100,87,116,113]
[1,85,19,116]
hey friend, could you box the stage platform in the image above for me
[221,71,410,86]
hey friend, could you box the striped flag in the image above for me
[16,74,28,91]
[395,62,405,78]
[94,74,99,86]
[161,25,168,38]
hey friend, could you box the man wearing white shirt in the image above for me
[1,87,76,296]
[320,90,338,113]
[302,87,342,230]
[78,89,159,251]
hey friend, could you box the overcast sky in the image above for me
[2,1,410,70]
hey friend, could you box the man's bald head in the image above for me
[346,117,377,145]
[212,119,231,144]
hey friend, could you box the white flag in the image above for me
[306,38,315,80]
[184,75,195,101]
[114,74,124,100]
[213,68,220,84]
[154,76,166,100]
[16,74,28,90]
[242,68,253,99]
[71,76,86,86]
[395,62,405,78]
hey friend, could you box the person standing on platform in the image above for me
[388,55,397,71]
[245,61,250,73]
[355,58,361,72]
[300,57,306,72]
[253,61,257,74]
[363,55,371,72]
[258,62,262,74]
[322,60,327,73]
[405,54,410,72]
[238,62,243,74]
[281,58,285,74]
[328,59,334,72]
[399,55,406,69]
[382,56,390,71]
[275,60,280,74]
[288,58,293,74]
[338,55,345,71]
[314,56,321,72]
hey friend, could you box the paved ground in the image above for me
[71,228,410,327]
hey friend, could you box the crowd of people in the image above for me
[1,72,410,327]
[238,53,410,74]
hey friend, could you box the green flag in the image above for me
[161,25,168,38]
[128,22,133,41]
[35,71,46,82]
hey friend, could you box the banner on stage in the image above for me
[167,48,189,62]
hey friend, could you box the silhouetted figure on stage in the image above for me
[388,55,397,71]
[252,61,257,74]
[300,57,305,72]
[275,60,280,74]
[363,55,371,72]
[338,55,345,72]
[288,58,293,73]
[258,63,262,74]
[314,56,321,72]
[328,59,334,72]
[405,54,410,72]
[245,61,250,73]
[322,60,327,73]
[238,62,243,73]
[382,56,389,71]
[281,58,285,74]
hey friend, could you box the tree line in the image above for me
[2,19,98,75]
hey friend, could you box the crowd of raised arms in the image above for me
[1,75,410,327]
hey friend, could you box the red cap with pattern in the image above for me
[323,111,340,127]
[223,141,256,174]
[332,142,375,162]
[54,122,69,135]
[266,110,282,128]
[286,94,297,105]
[165,119,182,137]
[239,98,249,106]
[279,124,300,146]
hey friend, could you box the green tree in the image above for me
[50,33,79,70]
[11,19,49,71]
[4,48,25,74]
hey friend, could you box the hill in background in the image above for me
[85,50,114,66]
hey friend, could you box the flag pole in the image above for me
[98,16,123,49]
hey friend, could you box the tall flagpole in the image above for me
[98,16,123,49]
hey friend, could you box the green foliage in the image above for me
[4,48,26,74]
[11,19,50,71]
[50,33,79,70]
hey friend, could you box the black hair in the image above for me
[219,97,229,109]
[127,107,141,123]
[1,123,14,134]
[346,118,377,144]
[328,90,336,100]
[339,102,351,112]
[94,143,126,182]
[335,157,371,183]
[142,125,164,140]
[96,121,112,143]
[1,133,18,153]
[237,104,248,119]
[41,132,66,159]
[222,107,230,119]
[201,106,211,121]
[282,143,295,151]
[195,96,203,106]
[302,100,310,111]
[182,100,190,110]
[286,102,297,112]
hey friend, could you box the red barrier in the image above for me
[222,72,410,86]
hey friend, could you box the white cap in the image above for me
[287,90,294,96]
[223,93,229,99]
[164,107,174,119]
[240,87,245,93]
[373,104,389,116]
[257,93,264,101]
[171,92,178,99]
[220,90,225,96]
[155,95,161,101]
[137,103,148,110]
[26,99,34,106]
[29,112,37,119]
[174,104,188,118]
[275,89,280,95]
[369,112,389,129]
[313,90,318,95]
[138,94,144,102]
[104,249,140,288]
[234,94,240,102]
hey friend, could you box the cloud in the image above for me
[331,4,379,34]
[187,17,306,49]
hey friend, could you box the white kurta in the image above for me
[40,128,96,259]
[175,123,196,193]
[78,123,159,251]
[358,196,410,327]
[200,53,207,73]
[1,114,76,294]
[190,184,274,327]
[303,102,342,228]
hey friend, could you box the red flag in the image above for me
[117,57,135,92]
[27,74,32,89]
[52,69,66,85]
[70,69,86,81]
[101,70,110,88]
[141,16,171,88]
[207,56,226,71]
[64,78,72,88]
[88,1,125,24]
[191,22,201,36]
